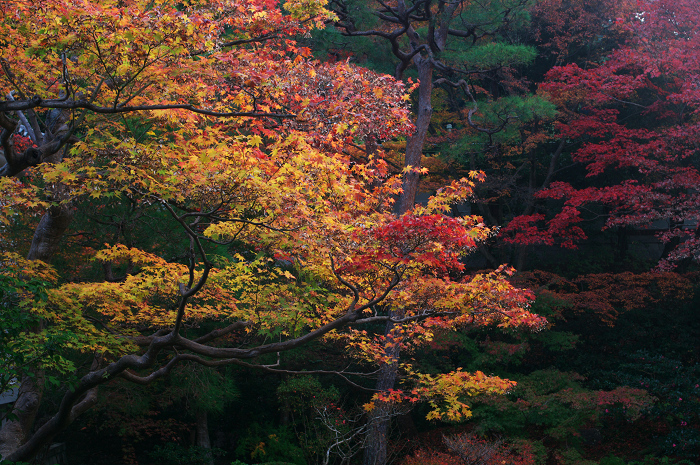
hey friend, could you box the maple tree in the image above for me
[321,4,552,462]
[503,0,700,269]
[529,0,635,65]
[414,0,644,270]
[0,0,545,462]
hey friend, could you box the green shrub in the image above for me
[234,423,306,465]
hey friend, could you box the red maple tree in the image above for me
[504,0,700,269]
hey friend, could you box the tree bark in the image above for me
[0,202,75,459]
[195,409,214,465]
[362,58,433,465]
[364,17,439,463]
[362,317,402,465]
[27,204,75,261]
[0,373,44,460]
[397,57,433,216]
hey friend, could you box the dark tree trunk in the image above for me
[363,36,439,465]
[0,373,44,460]
[362,317,402,465]
[397,57,433,216]
[195,409,214,465]
[27,204,75,261]
[0,204,75,458]
[616,226,630,261]
[363,57,434,465]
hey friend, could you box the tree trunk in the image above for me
[195,409,214,465]
[616,226,630,261]
[363,53,434,465]
[397,57,433,216]
[0,373,44,460]
[26,204,75,261]
[361,368,398,465]
[0,204,75,459]
[362,317,402,465]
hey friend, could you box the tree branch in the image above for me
[0,98,294,119]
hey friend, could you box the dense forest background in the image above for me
[1,1,700,464]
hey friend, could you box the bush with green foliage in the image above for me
[234,423,306,465]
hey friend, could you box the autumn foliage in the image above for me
[505,0,700,268]
[0,0,550,461]
[4,0,699,462]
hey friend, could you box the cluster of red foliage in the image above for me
[514,270,696,326]
[506,0,700,269]
[11,134,35,152]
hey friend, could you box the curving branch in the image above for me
[159,201,213,335]
[6,331,178,462]
[210,358,377,392]
[353,310,457,325]
[434,77,515,135]
[4,265,403,463]
[6,92,39,144]
[1,78,105,178]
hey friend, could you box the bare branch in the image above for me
[225,358,377,391]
